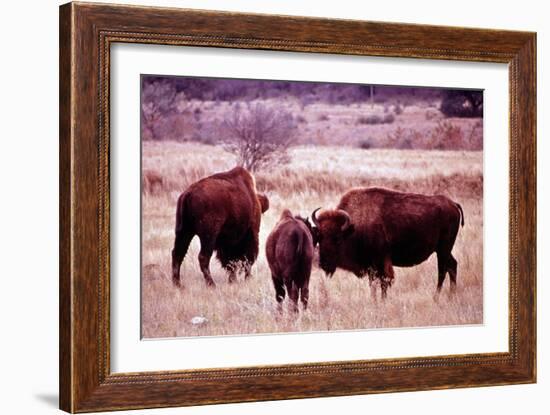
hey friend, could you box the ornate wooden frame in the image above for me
[59,2,536,412]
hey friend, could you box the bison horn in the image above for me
[337,209,352,232]
[311,207,321,227]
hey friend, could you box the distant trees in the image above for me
[440,90,483,118]
[141,75,451,106]
[141,78,193,141]
[221,103,297,172]
[141,79,178,140]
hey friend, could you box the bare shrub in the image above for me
[142,169,164,194]
[429,121,464,150]
[383,113,395,124]
[385,127,425,150]
[192,119,220,145]
[357,113,395,125]
[466,119,483,151]
[155,114,196,142]
[358,114,381,125]
[394,103,403,115]
[221,103,297,172]
[425,108,440,121]
[382,121,478,151]
[383,122,470,151]
[358,138,374,150]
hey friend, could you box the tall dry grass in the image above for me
[141,141,483,338]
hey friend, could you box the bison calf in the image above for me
[171,167,269,287]
[266,210,314,313]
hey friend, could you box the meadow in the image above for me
[141,139,483,338]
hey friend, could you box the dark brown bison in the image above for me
[171,167,269,287]
[312,187,464,298]
[266,209,315,313]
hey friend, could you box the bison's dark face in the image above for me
[257,193,270,214]
[311,208,354,277]
[295,215,319,247]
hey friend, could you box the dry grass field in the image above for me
[141,140,483,338]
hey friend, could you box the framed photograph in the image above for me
[59,2,536,412]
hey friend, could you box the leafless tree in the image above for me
[141,79,193,140]
[221,103,297,172]
[141,80,178,140]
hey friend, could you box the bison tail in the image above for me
[455,203,465,227]
[295,230,304,257]
[175,192,190,235]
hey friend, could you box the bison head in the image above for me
[311,208,354,277]
[257,193,270,213]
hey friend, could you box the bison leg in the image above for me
[366,271,378,302]
[242,229,259,280]
[381,256,394,299]
[243,261,252,280]
[300,285,309,310]
[171,231,193,287]
[197,239,216,287]
[380,280,389,299]
[226,261,237,284]
[370,282,378,303]
[286,281,299,313]
[447,254,458,293]
[272,276,285,313]
[216,247,242,283]
[436,252,448,293]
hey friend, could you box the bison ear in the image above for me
[257,194,269,213]
[343,224,355,238]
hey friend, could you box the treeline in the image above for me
[141,75,482,115]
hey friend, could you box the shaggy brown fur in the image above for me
[171,167,269,287]
[266,209,314,313]
[312,187,464,298]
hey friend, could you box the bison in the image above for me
[266,209,315,313]
[171,167,269,287]
[311,187,464,298]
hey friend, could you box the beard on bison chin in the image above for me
[319,257,336,277]
[322,267,335,278]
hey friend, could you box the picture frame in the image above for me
[59,2,536,412]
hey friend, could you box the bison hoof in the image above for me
[172,278,181,288]
[205,279,216,288]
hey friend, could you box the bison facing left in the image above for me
[171,167,269,287]
[312,187,464,298]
